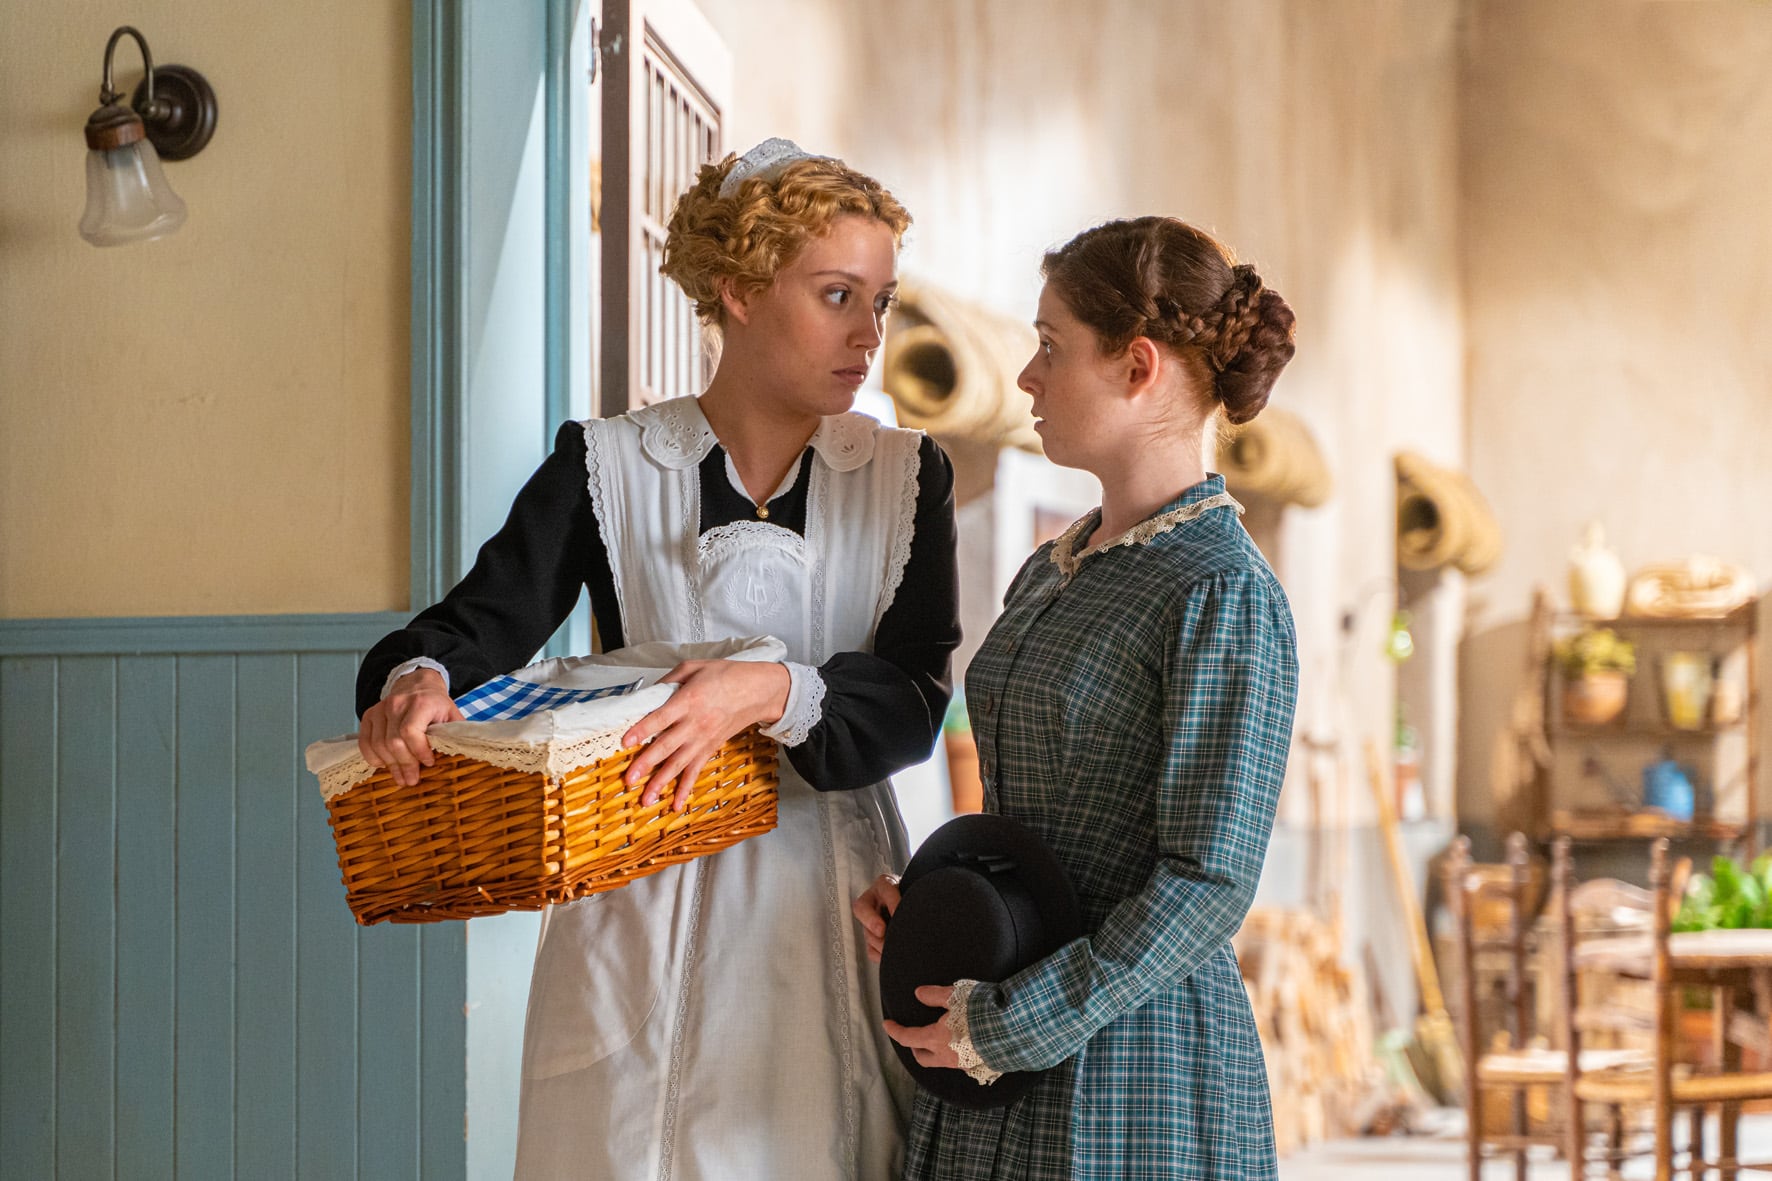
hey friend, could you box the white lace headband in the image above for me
[718,137,829,198]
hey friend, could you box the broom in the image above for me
[1365,737,1466,1104]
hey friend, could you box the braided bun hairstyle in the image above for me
[1040,217,1296,425]
[661,154,911,323]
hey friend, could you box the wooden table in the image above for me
[1575,929,1772,1178]
[1577,929,1772,981]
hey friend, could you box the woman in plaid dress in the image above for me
[857,217,1300,1179]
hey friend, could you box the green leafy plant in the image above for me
[1672,853,1772,932]
[1554,627,1637,679]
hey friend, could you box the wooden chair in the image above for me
[1559,836,1772,1180]
[1449,832,1538,1178]
[1447,833,1646,1179]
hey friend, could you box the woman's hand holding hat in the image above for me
[859,877,970,1070]
[852,874,902,964]
[883,986,960,1069]
[876,813,1081,1106]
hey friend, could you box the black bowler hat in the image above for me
[878,813,1083,1109]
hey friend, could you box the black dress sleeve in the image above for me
[354,422,624,717]
[788,434,961,791]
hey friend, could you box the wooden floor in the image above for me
[1280,1111,1772,1179]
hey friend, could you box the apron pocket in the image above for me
[519,868,682,1080]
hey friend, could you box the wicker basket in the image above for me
[324,726,779,925]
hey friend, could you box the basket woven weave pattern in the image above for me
[326,726,780,924]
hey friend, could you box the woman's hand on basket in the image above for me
[852,874,902,964]
[358,667,463,787]
[622,659,791,812]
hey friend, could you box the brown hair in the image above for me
[1041,217,1296,425]
[661,154,912,323]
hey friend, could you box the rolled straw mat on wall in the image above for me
[1219,407,1332,508]
[882,278,1039,451]
[1394,451,1502,575]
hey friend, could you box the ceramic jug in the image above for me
[1641,755,1696,822]
[1569,521,1626,619]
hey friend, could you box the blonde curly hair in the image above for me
[661,153,912,323]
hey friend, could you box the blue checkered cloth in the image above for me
[453,675,642,722]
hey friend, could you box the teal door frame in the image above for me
[413,1,591,1174]
[412,0,590,608]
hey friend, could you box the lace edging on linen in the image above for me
[581,419,629,623]
[875,435,923,623]
[314,728,630,802]
[816,793,862,1170]
[695,518,806,566]
[634,397,718,470]
[806,411,878,472]
[658,856,712,1181]
[381,657,450,700]
[944,979,1004,1087]
[807,461,831,662]
[1049,491,1244,582]
[311,684,675,801]
[759,661,826,748]
[631,398,879,474]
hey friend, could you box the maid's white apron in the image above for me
[513,398,921,1180]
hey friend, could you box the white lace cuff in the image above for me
[759,661,825,747]
[944,979,1003,1087]
[380,658,451,701]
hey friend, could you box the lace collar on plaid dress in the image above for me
[1050,490,1243,582]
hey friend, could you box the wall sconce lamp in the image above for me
[80,26,218,247]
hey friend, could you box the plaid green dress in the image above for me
[904,476,1298,1180]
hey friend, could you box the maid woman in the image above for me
[356,138,959,1180]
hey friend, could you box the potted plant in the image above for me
[1672,854,1772,932]
[1554,627,1636,725]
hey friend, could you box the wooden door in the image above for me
[598,0,731,416]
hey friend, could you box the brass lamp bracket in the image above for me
[83,26,217,160]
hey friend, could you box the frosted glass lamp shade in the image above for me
[79,139,187,247]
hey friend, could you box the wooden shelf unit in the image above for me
[1537,603,1761,854]
[1548,811,1744,844]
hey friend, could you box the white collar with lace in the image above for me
[1050,490,1243,581]
[631,396,880,473]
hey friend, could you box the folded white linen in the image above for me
[304,635,787,800]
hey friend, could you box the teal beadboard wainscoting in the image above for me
[0,614,466,1180]
[0,0,591,1172]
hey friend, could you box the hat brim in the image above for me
[878,813,1082,1109]
[900,813,1081,931]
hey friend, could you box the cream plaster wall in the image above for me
[1458,0,1772,832]
[12,2,1765,833]
[685,0,1470,1024]
[699,0,1470,825]
[0,2,410,618]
